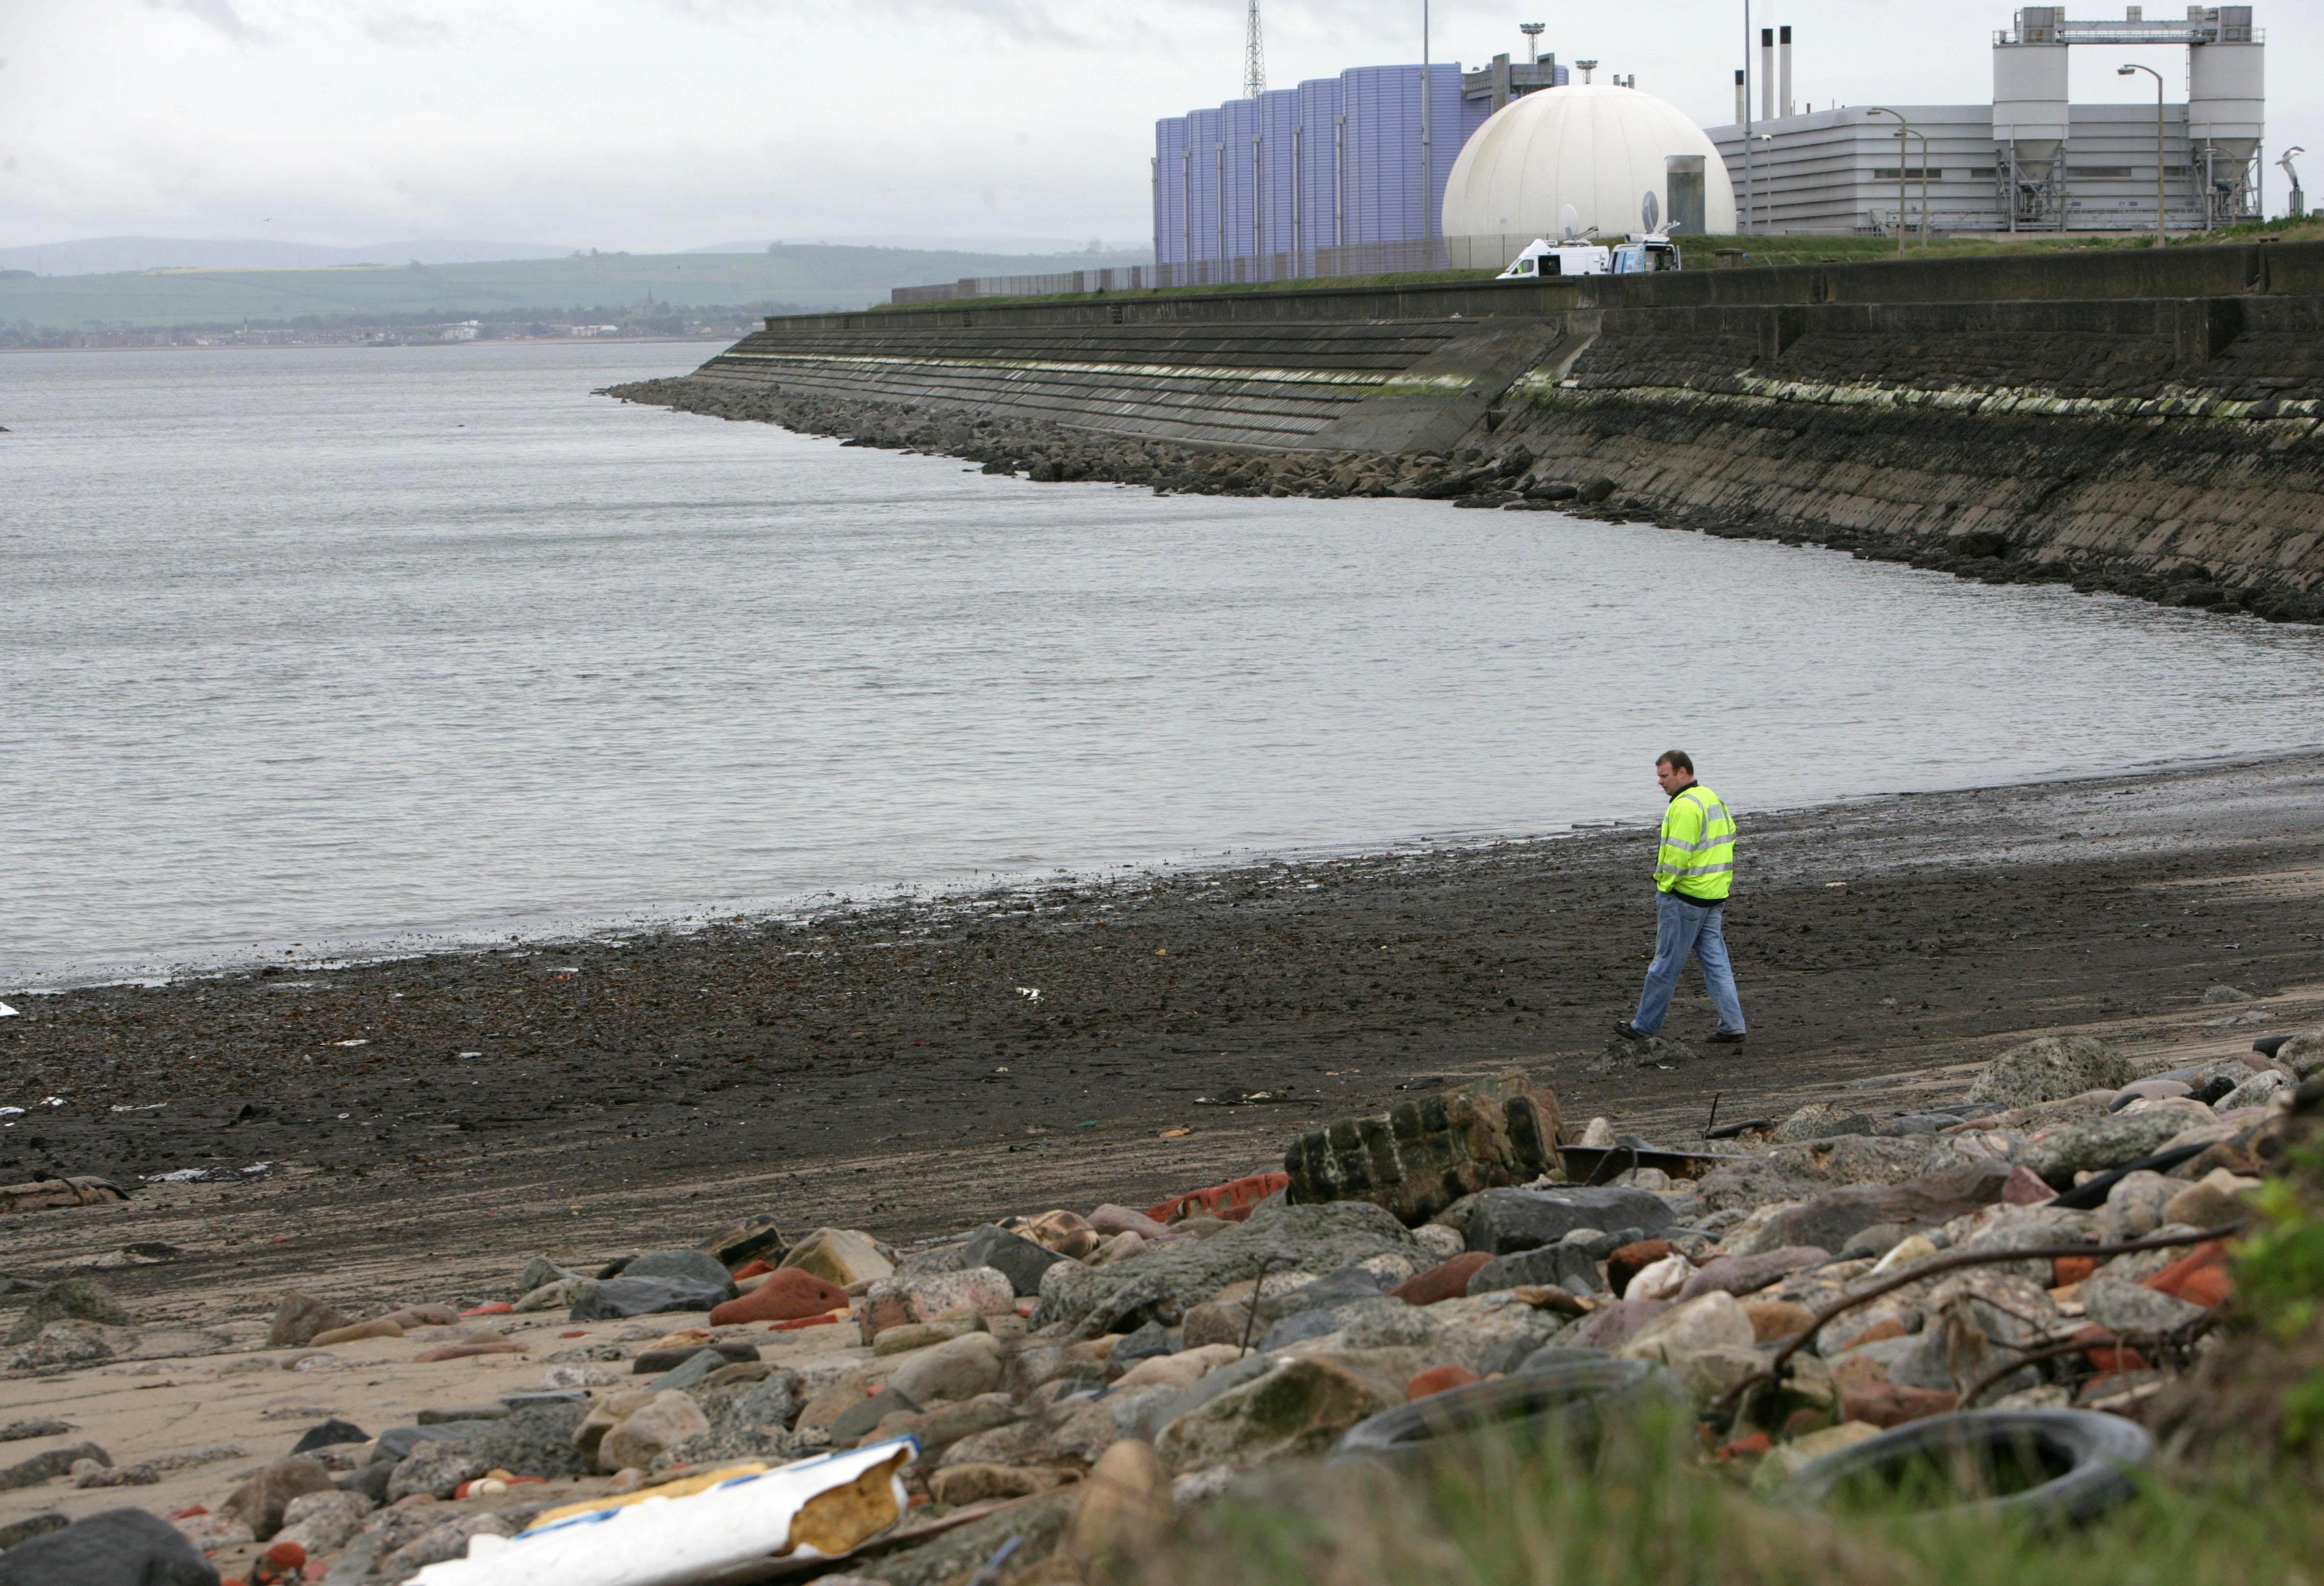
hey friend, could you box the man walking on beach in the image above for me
[1615,750,1746,1045]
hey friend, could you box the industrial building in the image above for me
[1150,40,1574,285]
[1706,6,2266,235]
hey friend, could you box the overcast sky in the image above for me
[1,0,2314,252]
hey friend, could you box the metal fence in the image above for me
[888,235,1549,304]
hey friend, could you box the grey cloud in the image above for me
[361,8,458,47]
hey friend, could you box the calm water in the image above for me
[6,340,2322,987]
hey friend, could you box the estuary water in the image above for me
[6,339,2323,987]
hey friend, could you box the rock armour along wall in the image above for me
[608,239,2324,623]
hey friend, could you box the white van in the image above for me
[1496,238,1613,279]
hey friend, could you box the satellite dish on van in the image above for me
[1641,190,1660,232]
[1559,203,1582,241]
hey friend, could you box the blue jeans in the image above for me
[1632,890,1745,1036]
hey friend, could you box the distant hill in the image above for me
[686,235,1150,257]
[0,243,1166,331]
[0,236,577,276]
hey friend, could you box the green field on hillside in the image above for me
[0,244,1148,330]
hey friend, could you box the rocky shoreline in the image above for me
[0,1019,2310,1584]
[602,376,2324,628]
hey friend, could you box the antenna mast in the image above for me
[1243,0,1265,98]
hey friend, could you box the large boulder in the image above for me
[1966,1035,2130,1109]
[1029,1201,1416,1334]
[1464,1188,1673,1255]
[2024,1109,2202,1186]
[1152,1354,1402,1474]
[1282,1070,1564,1225]
[620,1250,740,1301]
[779,1228,893,1288]
[1729,1162,2010,1256]
[1465,1242,1604,1296]
[0,1508,217,1586]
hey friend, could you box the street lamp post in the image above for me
[2119,64,2166,245]
[1865,108,1914,257]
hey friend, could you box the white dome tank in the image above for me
[1441,84,1736,241]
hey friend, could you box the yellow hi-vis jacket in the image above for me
[1655,783,1736,902]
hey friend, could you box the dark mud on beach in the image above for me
[2,757,2321,1326]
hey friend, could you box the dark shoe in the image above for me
[1706,1029,1746,1045]
[1612,1022,1649,1042]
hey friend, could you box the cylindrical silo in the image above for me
[2189,23,2264,226]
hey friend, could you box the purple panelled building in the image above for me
[1153,56,1568,270]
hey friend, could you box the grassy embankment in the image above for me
[886,215,2324,314]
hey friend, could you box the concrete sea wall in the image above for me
[610,240,2324,621]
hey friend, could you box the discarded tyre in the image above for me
[1333,1352,1682,1473]
[1778,1409,2152,1529]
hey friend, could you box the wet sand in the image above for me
[1,755,2320,1334]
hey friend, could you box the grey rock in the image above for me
[513,1258,578,1298]
[1733,1162,2011,1254]
[830,1389,917,1446]
[1773,1103,1874,1143]
[962,1225,1067,1298]
[1603,1032,1697,1068]
[655,1373,806,1469]
[385,1440,486,1503]
[459,1402,593,1480]
[1562,1297,1667,1352]
[3,1279,129,1347]
[0,1420,72,1445]
[369,1423,499,1464]
[871,1490,1076,1586]
[620,1250,739,1300]
[288,1418,370,1456]
[377,1513,519,1581]
[2198,984,2257,1004]
[332,1462,395,1504]
[265,1293,347,1350]
[1255,1307,1351,1352]
[0,1442,110,1491]
[2024,1110,2196,1185]
[1111,1319,1174,1367]
[567,1275,730,1322]
[1465,1242,1604,1296]
[1965,1034,2129,1109]
[2279,1026,2324,1079]
[0,1514,68,1553]
[2081,1275,2208,1335]
[1338,1301,1440,1350]
[1464,1188,1673,1255]
[1028,1200,1415,1333]
[1676,1247,1829,1300]
[647,1347,729,1394]
[0,1507,217,1586]
[2216,1071,2289,1112]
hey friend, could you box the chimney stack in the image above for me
[1780,25,1793,117]
[1760,28,1774,122]
[1735,68,1747,125]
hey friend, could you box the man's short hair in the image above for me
[1657,749,1695,774]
